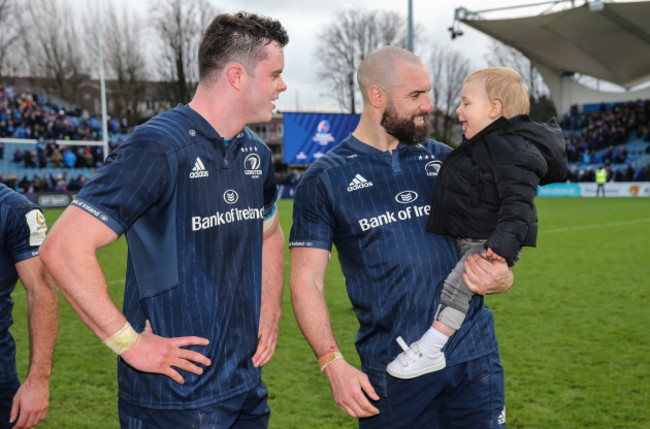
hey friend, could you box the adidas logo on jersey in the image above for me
[189,157,209,179]
[347,174,374,192]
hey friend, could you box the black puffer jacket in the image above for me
[426,115,568,266]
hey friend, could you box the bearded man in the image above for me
[289,46,514,429]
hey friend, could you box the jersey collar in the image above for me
[174,103,243,142]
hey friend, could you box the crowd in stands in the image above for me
[274,165,304,186]
[562,99,650,156]
[1,85,130,140]
[1,84,126,164]
[564,160,650,183]
[1,171,92,194]
[3,84,650,193]
[561,99,650,182]
[9,140,109,169]
[0,84,129,193]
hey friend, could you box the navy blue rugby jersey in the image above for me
[73,104,278,409]
[0,183,47,381]
[289,135,498,373]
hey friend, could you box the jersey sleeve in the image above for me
[72,138,172,236]
[6,206,47,264]
[289,170,335,251]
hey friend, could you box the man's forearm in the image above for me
[290,275,340,358]
[25,273,58,382]
[15,258,59,383]
[261,223,285,321]
[290,248,340,359]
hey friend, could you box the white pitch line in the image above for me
[543,218,650,234]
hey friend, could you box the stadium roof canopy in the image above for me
[455,0,650,89]
[459,1,650,88]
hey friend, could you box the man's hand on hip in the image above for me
[120,320,211,384]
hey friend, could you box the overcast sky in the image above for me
[200,0,540,112]
[107,0,583,112]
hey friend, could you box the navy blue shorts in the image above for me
[360,349,505,429]
[0,378,20,429]
[118,381,270,429]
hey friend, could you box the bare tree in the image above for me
[428,44,471,144]
[0,0,20,78]
[149,0,216,105]
[314,8,415,114]
[485,40,557,120]
[485,40,549,100]
[18,0,87,104]
[83,3,149,124]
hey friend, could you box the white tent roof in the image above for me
[459,1,650,89]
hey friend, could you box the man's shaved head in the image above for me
[357,46,425,101]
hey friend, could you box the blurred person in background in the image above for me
[0,183,58,429]
[596,165,607,197]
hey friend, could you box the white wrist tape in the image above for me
[103,322,138,355]
[318,351,344,372]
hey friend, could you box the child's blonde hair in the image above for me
[465,67,530,118]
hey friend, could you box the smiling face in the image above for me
[456,77,498,140]
[242,41,287,124]
[381,61,433,145]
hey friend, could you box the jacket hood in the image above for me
[507,115,568,185]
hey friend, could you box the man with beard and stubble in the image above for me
[289,46,514,428]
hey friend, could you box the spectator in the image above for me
[67,174,86,192]
[602,145,615,165]
[62,148,76,168]
[0,120,9,137]
[50,147,63,168]
[37,146,48,168]
[120,117,129,133]
[621,165,634,182]
[634,166,644,181]
[54,174,67,192]
[17,175,32,193]
[12,147,23,163]
[42,173,55,192]
[566,165,579,182]
[82,147,94,168]
[74,147,85,168]
[23,150,36,168]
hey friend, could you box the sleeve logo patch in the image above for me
[25,209,48,246]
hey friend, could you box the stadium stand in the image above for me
[561,99,650,182]
[3,82,650,192]
[1,84,126,193]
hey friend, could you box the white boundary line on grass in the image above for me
[543,218,650,234]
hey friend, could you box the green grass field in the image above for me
[9,197,650,428]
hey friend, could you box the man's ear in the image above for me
[368,85,386,109]
[490,99,503,119]
[226,64,246,89]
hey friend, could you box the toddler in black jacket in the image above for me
[387,67,568,379]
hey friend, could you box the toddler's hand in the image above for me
[483,248,506,263]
